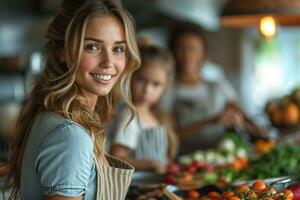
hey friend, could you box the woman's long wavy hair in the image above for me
[5,0,140,199]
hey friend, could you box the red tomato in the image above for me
[235,184,250,192]
[228,196,241,200]
[165,174,177,185]
[168,163,182,174]
[187,190,200,199]
[208,191,220,197]
[207,191,221,200]
[187,164,198,174]
[252,180,266,191]
[222,191,235,199]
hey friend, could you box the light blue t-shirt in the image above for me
[21,112,96,200]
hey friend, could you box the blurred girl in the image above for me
[110,45,178,174]
[5,0,140,199]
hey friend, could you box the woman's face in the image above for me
[175,33,205,75]
[131,62,168,107]
[76,15,127,102]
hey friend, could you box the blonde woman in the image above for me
[5,0,140,199]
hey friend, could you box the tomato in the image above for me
[208,191,221,198]
[284,189,293,200]
[181,172,193,182]
[187,190,200,199]
[187,164,198,174]
[234,184,250,192]
[222,191,235,199]
[252,180,266,191]
[164,174,177,185]
[204,164,214,172]
[231,159,243,171]
[228,196,241,200]
[207,191,221,200]
[168,163,182,174]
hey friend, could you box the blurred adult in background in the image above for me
[164,22,260,155]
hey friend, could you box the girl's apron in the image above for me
[94,154,134,200]
[133,125,169,165]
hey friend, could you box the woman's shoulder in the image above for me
[32,111,93,146]
[36,111,84,128]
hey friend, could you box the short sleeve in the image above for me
[35,123,94,197]
[110,109,141,150]
[217,80,238,101]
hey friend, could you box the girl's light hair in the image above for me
[5,0,140,199]
[135,45,178,159]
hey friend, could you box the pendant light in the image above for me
[221,0,300,39]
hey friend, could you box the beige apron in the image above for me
[133,124,168,165]
[94,154,134,200]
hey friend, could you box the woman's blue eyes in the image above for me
[84,44,125,54]
[113,46,125,53]
[85,44,99,52]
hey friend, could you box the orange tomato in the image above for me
[254,139,276,155]
[231,159,243,171]
[238,157,249,168]
[282,102,299,125]
[235,184,250,193]
[284,189,293,200]
[207,191,220,197]
[207,191,221,200]
[181,172,193,182]
[228,196,241,200]
[187,190,200,199]
[222,191,235,199]
[252,180,266,191]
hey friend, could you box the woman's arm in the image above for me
[111,144,167,174]
[173,101,248,140]
[224,101,266,135]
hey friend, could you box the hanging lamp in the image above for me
[221,0,300,39]
[221,0,300,26]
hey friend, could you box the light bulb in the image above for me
[260,16,276,40]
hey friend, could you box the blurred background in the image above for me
[1,0,300,159]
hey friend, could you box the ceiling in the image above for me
[0,0,228,31]
[122,0,228,31]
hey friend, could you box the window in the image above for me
[241,27,300,116]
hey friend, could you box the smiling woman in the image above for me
[4,0,140,200]
[76,16,128,109]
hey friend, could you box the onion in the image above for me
[288,182,300,200]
